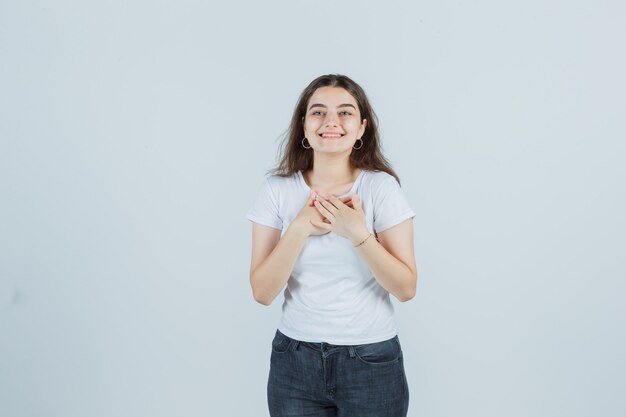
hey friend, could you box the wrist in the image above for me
[350,229,372,246]
[287,221,309,241]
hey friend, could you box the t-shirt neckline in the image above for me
[297,169,365,197]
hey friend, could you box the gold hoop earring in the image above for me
[353,138,363,150]
[302,137,312,149]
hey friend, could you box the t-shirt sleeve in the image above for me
[245,177,282,230]
[373,176,416,233]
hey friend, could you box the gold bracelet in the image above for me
[354,233,373,247]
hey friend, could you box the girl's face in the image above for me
[303,86,367,154]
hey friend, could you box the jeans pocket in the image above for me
[271,330,292,354]
[354,336,402,365]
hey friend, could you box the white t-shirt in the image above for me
[245,169,416,345]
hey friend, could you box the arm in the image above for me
[311,192,418,302]
[249,190,340,305]
[351,219,417,302]
[249,223,308,306]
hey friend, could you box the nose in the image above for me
[324,112,339,127]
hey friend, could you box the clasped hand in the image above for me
[310,192,368,243]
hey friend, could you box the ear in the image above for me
[358,119,367,138]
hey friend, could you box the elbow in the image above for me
[250,276,273,306]
[397,287,416,302]
[253,291,272,306]
[398,272,417,302]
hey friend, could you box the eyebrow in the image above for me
[308,103,357,111]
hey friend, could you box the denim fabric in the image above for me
[267,329,409,417]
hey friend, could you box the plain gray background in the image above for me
[1,1,624,416]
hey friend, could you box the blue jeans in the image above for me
[267,329,410,417]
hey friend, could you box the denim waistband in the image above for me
[277,329,399,357]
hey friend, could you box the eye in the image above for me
[312,111,324,116]
[340,111,352,116]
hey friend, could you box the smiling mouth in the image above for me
[319,133,344,139]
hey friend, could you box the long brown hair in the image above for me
[267,74,402,185]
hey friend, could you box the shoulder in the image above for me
[360,170,398,193]
[262,172,301,195]
[265,172,298,186]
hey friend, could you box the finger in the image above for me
[319,194,341,210]
[310,219,332,230]
[331,196,352,208]
[314,199,335,219]
[328,194,343,204]
[350,194,362,210]
[317,194,351,208]
[314,198,332,214]
[317,196,340,213]
[328,194,350,211]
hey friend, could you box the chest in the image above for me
[310,181,355,198]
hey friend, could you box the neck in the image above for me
[305,156,359,188]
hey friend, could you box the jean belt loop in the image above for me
[348,345,356,358]
[289,340,300,352]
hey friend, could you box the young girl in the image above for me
[246,74,417,417]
